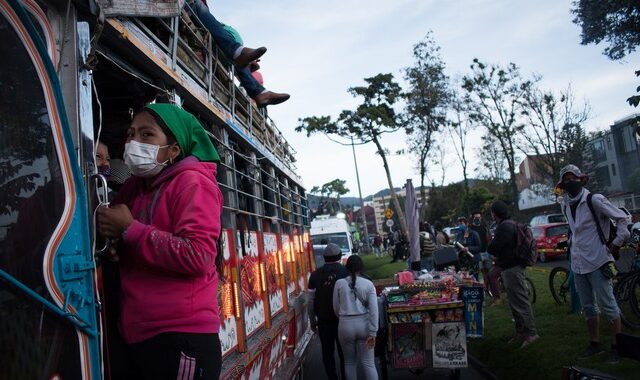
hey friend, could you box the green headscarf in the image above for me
[144,103,220,162]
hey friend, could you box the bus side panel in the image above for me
[219,229,239,357]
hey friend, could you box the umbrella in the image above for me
[405,179,421,268]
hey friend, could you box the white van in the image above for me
[310,215,354,266]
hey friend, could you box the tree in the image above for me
[571,0,640,60]
[518,84,591,185]
[462,59,533,208]
[403,32,450,219]
[448,85,473,193]
[476,133,509,183]
[571,1,640,106]
[296,73,410,235]
[309,179,349,217]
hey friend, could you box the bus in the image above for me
[0,1,314,379]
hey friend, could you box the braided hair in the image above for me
[345,255,364,294]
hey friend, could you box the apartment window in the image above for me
[623,126,637,153]
[591,140,607,162]
[611,163,617,176]
[595,166,611,187]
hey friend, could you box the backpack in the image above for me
[585,193,619,260]
[505,220,538,266]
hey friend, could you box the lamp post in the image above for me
[351,136,370,252]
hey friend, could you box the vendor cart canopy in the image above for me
[96,0,185,17]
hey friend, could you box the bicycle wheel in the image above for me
[549,267,569,305]
[525,277,537,304]
[615,273,640,330]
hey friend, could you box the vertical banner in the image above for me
[238,230,266,336]
[263,232,284,316]
[219,229,239,356]
[460,286,484,338]
[293,232,305,291]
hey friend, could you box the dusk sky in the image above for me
[215,0,640,197]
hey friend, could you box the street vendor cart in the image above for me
[374,271,485,380]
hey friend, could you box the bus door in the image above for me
[0,1,100,379]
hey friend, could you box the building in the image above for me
[583,113,640,212]
[371,187,426,234]
[515,155,558,211]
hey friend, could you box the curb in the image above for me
[468,354,500,380]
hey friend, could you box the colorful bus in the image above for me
[0,1,314,379]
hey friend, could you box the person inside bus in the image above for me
[97,103,223,380]
[186,0,290,107]
[333,255,379,380]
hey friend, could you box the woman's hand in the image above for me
[98,204,133,238]
[365,336,376,349]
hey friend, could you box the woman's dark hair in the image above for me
[142,108,178,145]
[434,221,443,231]
[345,255,364,289]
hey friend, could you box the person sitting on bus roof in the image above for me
[187,0,289,107]
[98,103,223,380]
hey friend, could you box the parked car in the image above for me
[532,223,569,262]
[529,213,567,227]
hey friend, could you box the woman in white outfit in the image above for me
[333,255,379,380]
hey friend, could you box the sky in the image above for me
[214,0,640,198]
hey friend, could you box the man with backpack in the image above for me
[308,243,348,380]
[557,165,630,364]
[487,200,539,348]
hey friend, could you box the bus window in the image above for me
[0,8,81,380]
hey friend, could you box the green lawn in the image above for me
[361,254,639,379]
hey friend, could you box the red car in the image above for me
[531,223,569,262]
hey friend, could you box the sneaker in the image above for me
[578,344,605,359]
[605,350,620,364]
[520,335,539,349]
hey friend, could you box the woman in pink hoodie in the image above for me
[98,103,223,380]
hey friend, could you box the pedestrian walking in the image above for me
[557,165,630,363]
[487,200,539,348]
[308,243,348,380]
[373,233,383,258]
[333,255,379,380]
[469,211,493,289]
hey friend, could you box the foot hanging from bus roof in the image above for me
[254,91,290,107]
[234,47,267,69]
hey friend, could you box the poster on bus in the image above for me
[281,234,297,298]
[263,232,283,316]
[238,230,265,336]
[219,229,238,356]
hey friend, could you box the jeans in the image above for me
[317,318,346,380]
[574,266,620,321]
[338,315,378,380]
[187,0,265,97]
[502,265,537,336]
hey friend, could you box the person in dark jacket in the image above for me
[308,244,348,380]
[469,211,492,287]
[487,201,539,348]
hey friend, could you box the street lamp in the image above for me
[350,136,370,253]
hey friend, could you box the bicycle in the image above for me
[549,248,640,329]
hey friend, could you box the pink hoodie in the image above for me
[114,156,223,344]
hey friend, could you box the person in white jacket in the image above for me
[333,255,379,380]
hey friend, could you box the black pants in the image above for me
[128,332,222,380]
[317,319,345,380]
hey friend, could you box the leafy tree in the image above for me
[309,179,350,217]
[296,73,410,235]
[571,1,640,106]
[518,84,591,185]
[403,32,450,219]
[571,0,640,60]
[476,133,509,183]
[462,59,533,208]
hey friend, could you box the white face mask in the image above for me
[124,140,170,178]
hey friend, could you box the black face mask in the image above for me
[564,181,583,197]
[472,218,481,226]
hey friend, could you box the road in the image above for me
[302,334,489,380]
